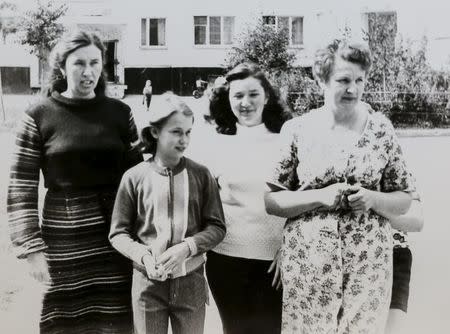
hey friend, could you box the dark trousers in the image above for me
[144,94,152,109]
[390,247,412,312]
[206,251,282,334]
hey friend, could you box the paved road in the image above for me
[1,95,449,333]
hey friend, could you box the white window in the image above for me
[194,16,235,46]
[262,16,303,46]
[141,18,166,47]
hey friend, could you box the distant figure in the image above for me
[193,76,208,98]
[142,79,153,111]
[195,76,208,90]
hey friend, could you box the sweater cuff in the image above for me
[15,238,48,259]
[110,236,151,266]
[183,237,197,257]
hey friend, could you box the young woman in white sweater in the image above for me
[189,62,291,334]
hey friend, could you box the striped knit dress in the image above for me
[7,92,142,334]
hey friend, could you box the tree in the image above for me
[363,12,398,92]
[19,0,67,86]
[224,19,296,75]
[361,14,447,126]
[0,1,18,44]
[224,18,308,111]
[363,12,433,94]
[0,1,19,121]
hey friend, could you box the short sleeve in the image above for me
[268,119,300,191]
[380,120,416,193]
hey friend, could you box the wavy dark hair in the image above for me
[45,30,107,97]
[209,62,290,135]
[313,40,372,83]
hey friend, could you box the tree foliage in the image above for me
[363,12,433,94]
[0,1,18,43]
[223,19,307,112]
[224,19,295,74]
[20,0,67,60]
[361,13,449,127]
[364,12,397,92]
[19,0,67,85]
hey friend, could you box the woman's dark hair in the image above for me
[141,92,194,155]
[45,30,107,97]
[209,62,290,135]
[313,40,372,83]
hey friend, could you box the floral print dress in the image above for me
[269,109,415,334]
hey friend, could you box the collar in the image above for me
[51,91,105,107]
[235,122,271,137]
[147,156,187,176]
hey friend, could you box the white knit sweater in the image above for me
[188,123,285,261]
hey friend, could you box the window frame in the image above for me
[140,17,168,49]
[193,15,235,48]
[262,15,304,48]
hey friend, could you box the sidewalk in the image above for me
[396,127,450,137]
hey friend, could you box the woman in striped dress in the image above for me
[7,30,142,333]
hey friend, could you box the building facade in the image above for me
[1,0,449,95]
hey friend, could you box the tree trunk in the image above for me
[38,49,51,90]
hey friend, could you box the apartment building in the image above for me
[1,0,448,95]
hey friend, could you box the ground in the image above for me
[1,94,449,333]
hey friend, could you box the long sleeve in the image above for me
[185,169,226,255]
[123,109,143,171]
[7,113,46,259]
[109,171,149,265]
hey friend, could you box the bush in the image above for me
[224,19,295,74]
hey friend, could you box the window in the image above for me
[141,18,166,47]
[194,16,235,46]
[262,16,304,46]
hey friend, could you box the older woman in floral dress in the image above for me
[265,40,416,333]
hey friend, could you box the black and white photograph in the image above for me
[0,0,449,333]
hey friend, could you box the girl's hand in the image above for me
[346,184,375,214]
[318,182,349,210]
[26,251,50,283]
[142,253,167,280]
[268,248,282,290]
[156,242,190,275]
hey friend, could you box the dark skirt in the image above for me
[39,189,133,334]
